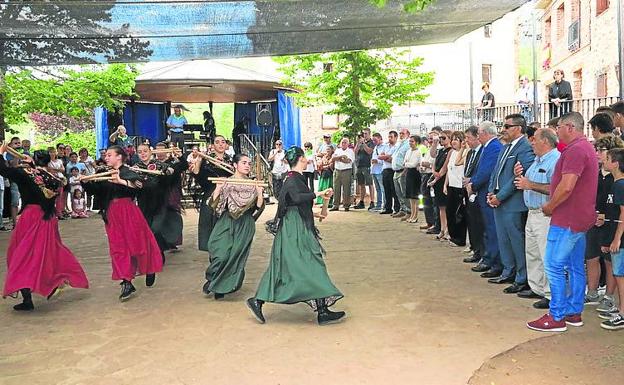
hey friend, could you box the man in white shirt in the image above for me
[330,137,355,211]
[370,133,385,210]
[378,131,399,214]
[268,140,289,199]
[515,76,535,123]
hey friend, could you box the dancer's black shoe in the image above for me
[214,293,225,300]
[145,273,156,287]
[316,299,346,325]
[15,289,34,311]
[246,298,265,324]
[119,280,136,301]
[13,301,34,311]
[47,286,63,300]
[202,281,211,296]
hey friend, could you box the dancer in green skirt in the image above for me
[247,146,346,325]
[203,154,265,299]
[315,145,334,207]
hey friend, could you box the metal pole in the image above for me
[469,42,475,125]
[532,9,539,122]
[618,0,624,99]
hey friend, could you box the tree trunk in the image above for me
[0,66,7,141]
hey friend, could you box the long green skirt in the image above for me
[205,211,256,294]
[315,175,334,205]
[198,197,217,252]
[255,208,342,310]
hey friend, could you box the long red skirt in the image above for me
[3,205,89,297]
[105,198,163,281]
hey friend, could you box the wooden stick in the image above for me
[198,153,235,174]
[5,145,26,160]
[129,167,165,176]
[152,148,182,155]
[81,170,115,180]
[90,177,114,182]
[208,177,268,187]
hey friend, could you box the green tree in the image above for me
[368,0,436,13]
[275,50,434,137]
[4,64,138,126]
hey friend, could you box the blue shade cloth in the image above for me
[94,107,109,158]
[2,1,528,66]
[278,91,301,149]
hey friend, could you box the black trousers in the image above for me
[303,171,315,192]
[464,189,484,256]
[446,186,467,246]
[382,169,400,213]
[421,172,437,227]
[272,174,284,199]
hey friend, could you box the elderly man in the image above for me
[487,114,535,294]
[391,128,411,218]
[466,122,503,277]
[527,112,598,332]
[514,128,560,309]
[331,137,355,211]
[166,105,188,150]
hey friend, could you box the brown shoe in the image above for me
[419,224,430,230]
[395,211,406,218]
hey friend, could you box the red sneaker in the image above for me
[564,314,584,327]
[527,313,567,332]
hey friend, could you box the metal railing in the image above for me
[385,96,620,136]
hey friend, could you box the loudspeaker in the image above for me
[256,103,273,126]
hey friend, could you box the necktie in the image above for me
[495,144,512,190]
[465,150,474,177]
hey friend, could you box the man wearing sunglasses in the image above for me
[487,115,535,295]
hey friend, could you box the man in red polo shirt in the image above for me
[527,112,598,332]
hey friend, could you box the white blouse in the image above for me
[447,150,465,188]
[403,148,422,169]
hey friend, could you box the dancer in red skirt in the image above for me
[0,144,89,311]
[81,146,163,301]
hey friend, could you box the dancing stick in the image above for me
[80,170,115,181]
[152,148,182,156]
[208,177,268,187]
[129,167,165,176]
[5,145,26,160]
[90,177,114,182]
[198,153,235,174]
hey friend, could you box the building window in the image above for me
[544,17,552,48]
[556,3,565,40]
[573,69,582,99]
[482,64,492,84]
[484,24,492,38]
[597,0,610,16]
[597,73,608,98]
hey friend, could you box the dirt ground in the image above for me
[0,206,622,385]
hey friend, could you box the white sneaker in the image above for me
[597,296,616,313]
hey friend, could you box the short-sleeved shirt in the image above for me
[611,179,624,245]
[333,147,355,171]
[523,148,560,209]
[550,137,598,233]
[166,114,188,133]
[391,139,410,171]
[356,139,375,168]
[379,143,397,170]
[371,145,384,175]
[482,92,495,107]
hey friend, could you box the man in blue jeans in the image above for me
[527,112,598,332]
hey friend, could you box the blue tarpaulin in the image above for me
[278,91,301,149]
[94,107,108,158]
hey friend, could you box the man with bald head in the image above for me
[391,127,412,218]
[514,128,560,309]
[331,137,355,211]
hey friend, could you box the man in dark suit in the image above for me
[487,114,536,293]
[462,126,484,264]
[466,121,503,277]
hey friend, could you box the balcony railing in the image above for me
[385,96,620,136]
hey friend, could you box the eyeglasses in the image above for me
[503,124,521,129]
[439,136,447,140]
[276,143,283,145]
